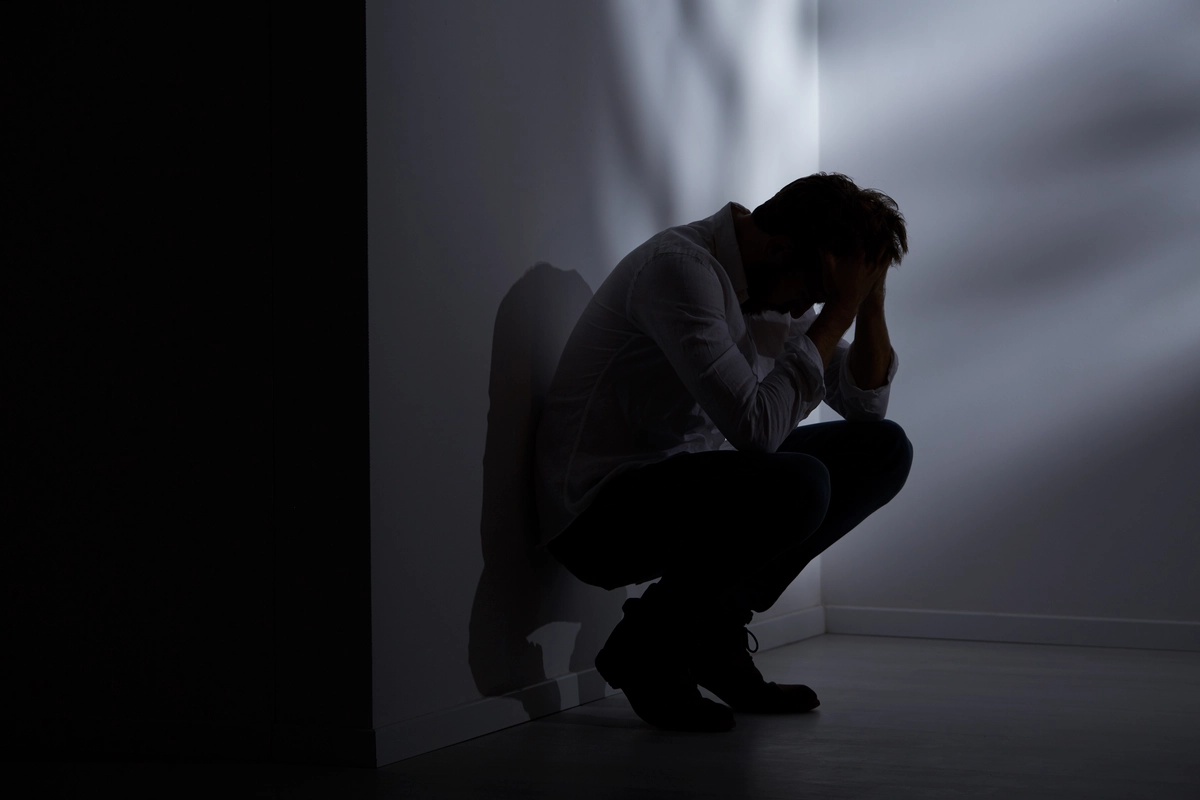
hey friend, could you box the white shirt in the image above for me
[533,202,897,546]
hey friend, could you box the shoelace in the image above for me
[744,627,759,654]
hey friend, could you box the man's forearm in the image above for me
[805,303,857,370]
[847,295,892,390]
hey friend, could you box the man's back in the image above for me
[534,213,728,546]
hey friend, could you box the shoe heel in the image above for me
[594,647,622,689]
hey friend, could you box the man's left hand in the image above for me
[858,265,887,316]
[848,265,892,390]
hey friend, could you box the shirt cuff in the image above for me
[838,346,898,406]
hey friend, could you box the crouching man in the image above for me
[534,173,914,731]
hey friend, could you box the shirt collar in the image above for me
[712,201,750,305]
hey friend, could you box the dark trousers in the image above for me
[548,419,913,618]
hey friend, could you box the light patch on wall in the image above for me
[818,0,1200,620]
[593,0,819,274]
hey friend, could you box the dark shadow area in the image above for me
[2,3,373,765]
[469,262,624,710]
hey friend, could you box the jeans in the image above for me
[548,419,913,617]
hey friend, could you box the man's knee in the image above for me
[865,419,913,496]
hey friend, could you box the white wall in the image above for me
[367,0,821,760]
[817,0,1200,642]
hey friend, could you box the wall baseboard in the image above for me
[377,604,827,766]
[750,605,826,652]
[824,605,1200,652]
[375,668,615,767]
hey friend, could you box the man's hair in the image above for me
[751,172,908,269]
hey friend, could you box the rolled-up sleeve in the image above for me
[628,253,825,453]
[823,341,897,420]
[785,310,897,421]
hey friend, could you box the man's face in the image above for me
[743,240,823,318]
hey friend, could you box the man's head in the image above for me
[739,172,908,315]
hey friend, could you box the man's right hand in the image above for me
[804,251,887,369]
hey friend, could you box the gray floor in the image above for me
[22,635,1200,798]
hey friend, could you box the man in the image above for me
[533,173,914,732]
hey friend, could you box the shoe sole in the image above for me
[596,647,735,732]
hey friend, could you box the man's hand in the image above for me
[858,264,887,316]
[822,250,888,319]
[805,251,887,369]
[848,263,892,390]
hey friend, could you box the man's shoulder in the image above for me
[631,240,722,294]
[621,235,734,321]
[605,207,733,306]
[630,223,719,277]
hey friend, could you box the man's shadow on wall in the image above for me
[469,262,625,717]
